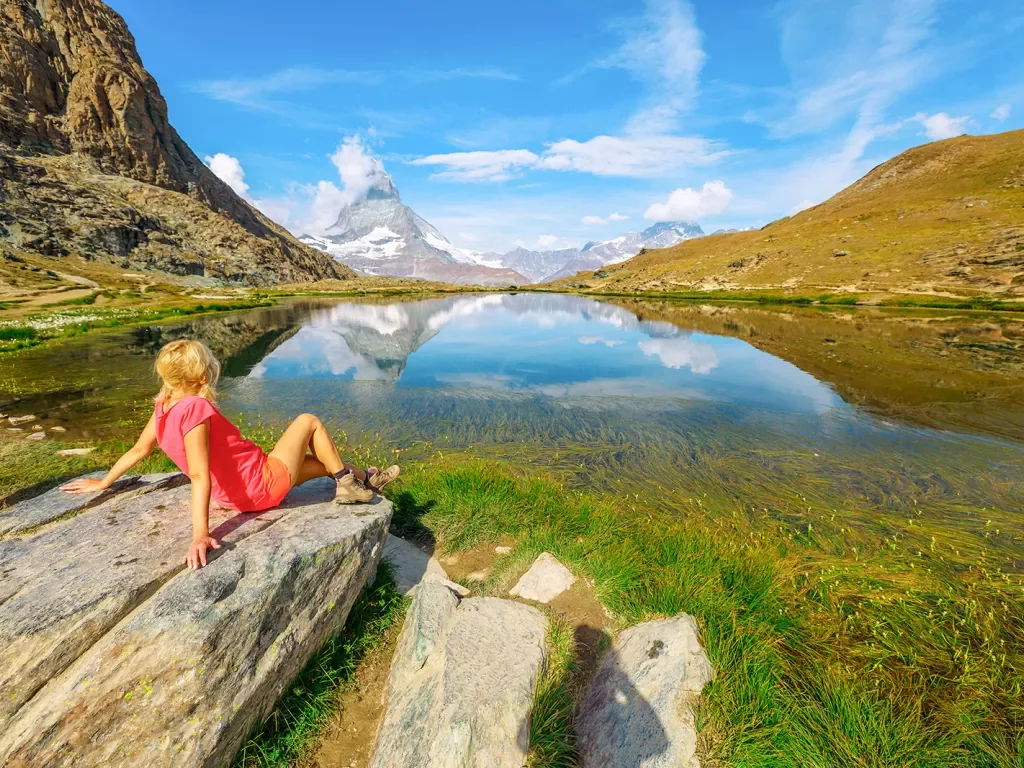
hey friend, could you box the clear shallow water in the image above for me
[2,293,1022,565]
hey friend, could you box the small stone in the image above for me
[49,426,67,433]
[57,447,95,457]
[467,569,489,582]
[9,415,37,425]
[7,427,24,433]
[832,249,849,258]
[25,432,46,441]
[509,552,575,603]
[495,546,512,555]
[31,425,43,431]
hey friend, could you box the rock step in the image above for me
[371,580,548,768]
[0,474,391,767]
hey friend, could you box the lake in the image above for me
[2,292,1022,571]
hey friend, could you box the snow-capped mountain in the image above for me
[301,175,704,285]
[299,175,528,287]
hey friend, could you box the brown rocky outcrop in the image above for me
[0,0,352,284]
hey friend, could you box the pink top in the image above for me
[154,395,270,512]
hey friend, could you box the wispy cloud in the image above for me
[560,0,705,134]
[195,65,518,111]
[991,103,1011,121]
[410,134,726,181]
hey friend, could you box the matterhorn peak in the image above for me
[366,172,400,201]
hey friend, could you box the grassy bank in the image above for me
[0,299,277,353]
[535,286,1024,313]
[386,459,1022,768]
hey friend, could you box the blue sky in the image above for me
[110,0,1024,253]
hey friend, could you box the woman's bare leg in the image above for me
[269,414,368,485]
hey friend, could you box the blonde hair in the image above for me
[155,340,220,403]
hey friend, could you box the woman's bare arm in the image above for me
[62,414,158,494]
[181,420,221,569]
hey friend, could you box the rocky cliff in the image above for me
[0,0,352,284]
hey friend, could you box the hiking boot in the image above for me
[335,472,374,504]
[367,464,401,492]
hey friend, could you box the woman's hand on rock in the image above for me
[61,477,108,494]
[183,535,221,570]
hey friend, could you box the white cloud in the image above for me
[579,336,623,347]
[789,199,816,216]
[330,134,387,201]
[913,112,970,141]
[536,234,559,248]
[638,338,719,374]
[991,103,1011,121]
[644,180,732,221]
[581,215,606,226]
[457,232,479,243]
[205,153,250,198]
[409,149,539,182]
[608,212,628,221]
[538,134,724,177]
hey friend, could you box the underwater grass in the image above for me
[232,567,406,768]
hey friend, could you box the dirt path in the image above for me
[306,612,405,768]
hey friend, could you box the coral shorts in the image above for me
[258,456,292,510]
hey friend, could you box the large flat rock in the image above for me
[578,614,715,768]
[371,582,548,768]
[0,474,391,767]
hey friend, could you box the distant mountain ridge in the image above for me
[301,175,705,285]
[548,130,1024,298]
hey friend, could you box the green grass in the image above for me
[527,617,585,768]
[0,299,277,355]
[388,458,1024,768]
[233,567,406,768]
[541,286,1024,313]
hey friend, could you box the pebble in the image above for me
[26,432,46,441]
[7,427,24,433]
[49,426,67,432]
[467,569,489,581]
[32,425,43,431]
[495,546,512,555]
[57,447,95,457]
[9,415,37,425]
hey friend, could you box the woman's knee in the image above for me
[297,413,322,431]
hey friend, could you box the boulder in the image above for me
[371,582,548,768]
[383,533,449,596]
[509,551,576,603]
[0,474,391,767]
[577,615,715,768]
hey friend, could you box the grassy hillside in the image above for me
[550,130,1024,300]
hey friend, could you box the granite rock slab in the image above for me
[0,474,391,767]
[371,581,548,768]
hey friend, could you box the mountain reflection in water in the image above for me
[245,294,845,416]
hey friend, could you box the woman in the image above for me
[64,339,399,570]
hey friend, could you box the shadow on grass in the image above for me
[389,489,437,553]
[233,565,407,768]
